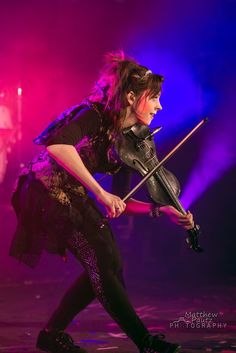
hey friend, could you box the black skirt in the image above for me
[9,172,101,268]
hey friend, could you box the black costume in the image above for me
[10,101,150,350]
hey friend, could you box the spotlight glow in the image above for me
[181,134,235,209]
[17,87,23,96]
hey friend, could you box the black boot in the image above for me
[36,329,88,353]
[140,334,181,353]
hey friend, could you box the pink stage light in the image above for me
[17,87,22,96]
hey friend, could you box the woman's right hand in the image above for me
[96,190,126,218]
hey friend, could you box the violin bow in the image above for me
[122,118,208,202]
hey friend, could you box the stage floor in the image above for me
[0,278,235,353]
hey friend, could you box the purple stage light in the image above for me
[181,128,235,209]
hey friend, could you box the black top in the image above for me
[45,106,102,146]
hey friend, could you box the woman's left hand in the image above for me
[159,205,194,230]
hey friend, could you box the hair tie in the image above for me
[144,69,152,77]
[130,69,152,82]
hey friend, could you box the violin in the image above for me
[114,121,206,253]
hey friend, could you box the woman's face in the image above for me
[133,91,162,126]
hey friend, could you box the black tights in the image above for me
[46,198,149,349]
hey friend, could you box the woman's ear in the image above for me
[126,91,136,106]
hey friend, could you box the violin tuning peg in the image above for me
[145,126,162,140]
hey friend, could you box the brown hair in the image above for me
[89,50,164,131]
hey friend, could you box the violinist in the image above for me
[10,51,194,353]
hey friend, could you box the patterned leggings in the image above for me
[46,197,149,349]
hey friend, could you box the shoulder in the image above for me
[72,101,111,137]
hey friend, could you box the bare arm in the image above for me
[124,198,152,215]
[46,144,126,217]
[125,198,194,230]
[47,144,104,196]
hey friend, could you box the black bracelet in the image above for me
[149,205,162,218]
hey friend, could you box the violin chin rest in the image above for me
[186,237,204,253]
[194,245,204,253]
[186,224,203,253]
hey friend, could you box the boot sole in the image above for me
[165,344,181,353]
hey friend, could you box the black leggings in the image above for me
[46,197,149,349]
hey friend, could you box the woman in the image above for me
[10,51,194,353]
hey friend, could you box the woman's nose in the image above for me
[156,101,162,111]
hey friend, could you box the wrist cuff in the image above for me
[149,205,162,218]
